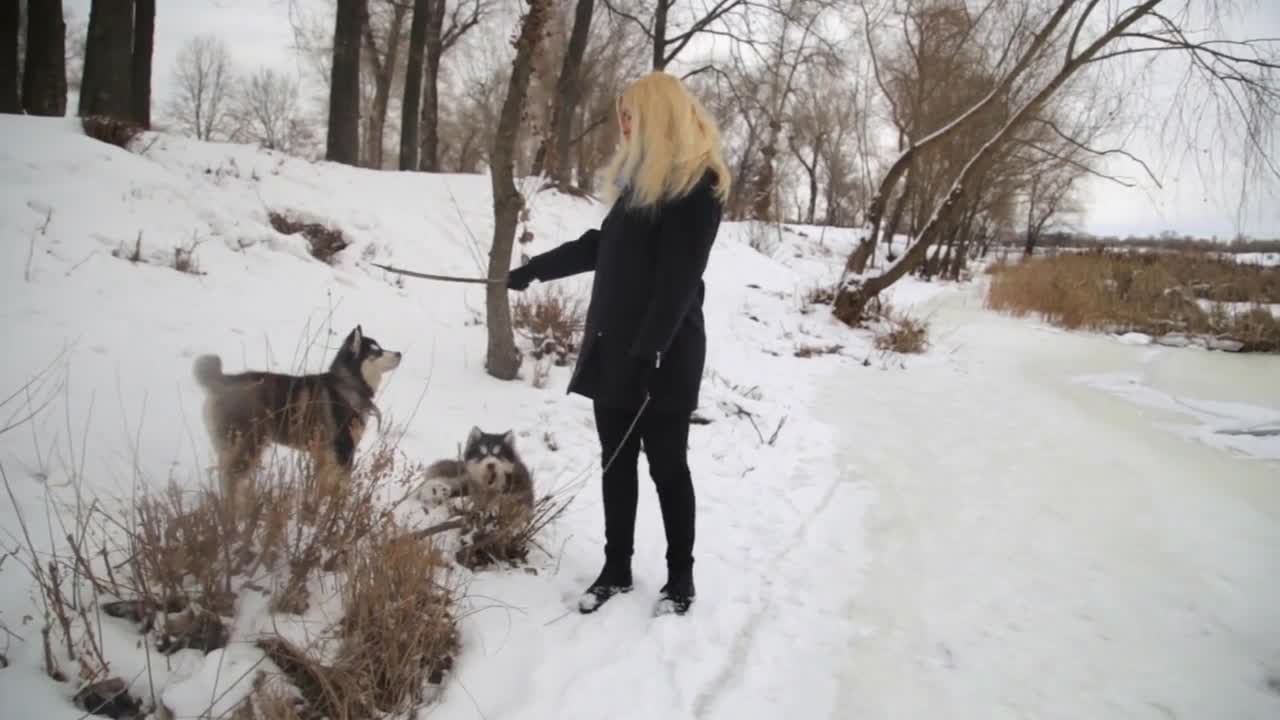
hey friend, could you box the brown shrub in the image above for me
[268,211,350,263]
[455,493,566,571]
[986,250,1280,350]
[81,116,144,149]
[512,284,585,366]
[874,309,930,354]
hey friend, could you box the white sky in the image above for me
[64,0,1280,239]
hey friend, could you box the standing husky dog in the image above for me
[413,427,534,514]
[194,325,401,498]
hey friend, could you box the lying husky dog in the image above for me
[194,325,401,498]
[413,427,535,516]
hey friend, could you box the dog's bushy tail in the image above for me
[193,354,224,389]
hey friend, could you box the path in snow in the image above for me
[823,285,1280,719]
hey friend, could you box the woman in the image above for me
[506,71,730,617]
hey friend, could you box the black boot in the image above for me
[577,560,633,614]
[654,568,695,617]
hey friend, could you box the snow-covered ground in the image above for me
[2,116,1278,720]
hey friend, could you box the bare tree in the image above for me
[419,0,487,171]
[399,0,429,169]
[21,0,66,117]
[327,0,366,165]
[602,0,745,71]
[2,0,20,113]
[165,35,235,141]
[546,0,596,186]
[832,0,1280,324]
[230,67,313,154]
[130,0,153,127]
[79,0,133,119]
[486,0,553,380]
[361,0,408,168]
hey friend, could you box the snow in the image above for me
[3,116,1279,720]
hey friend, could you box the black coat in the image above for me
[519,170,723,414]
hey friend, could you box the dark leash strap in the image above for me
[369,262,504,285]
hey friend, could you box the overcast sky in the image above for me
[64,0,1280,239]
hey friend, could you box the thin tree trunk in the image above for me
[551,0,595,186]
[326,0,364,166]
[486,0,553,380]
[1,0,20,113]
[79,0,133,119]
[418,0,444,172]
[21,0,66,117]
[130,0,153,127]
[399,0,428,170]
[362,4,407,169]
[652,0,669,70]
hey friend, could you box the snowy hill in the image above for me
[0,115,907,719]
[3,117,1280,720]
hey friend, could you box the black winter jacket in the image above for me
[518,170,723,413]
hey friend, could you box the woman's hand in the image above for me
[507,265,536,291]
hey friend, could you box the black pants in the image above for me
[593,401,695,578]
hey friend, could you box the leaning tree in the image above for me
[832,0,1280,324]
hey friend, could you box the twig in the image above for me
[767,415,787,446]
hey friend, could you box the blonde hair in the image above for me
[601,71,732,209]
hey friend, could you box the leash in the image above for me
[599,394,651,478]
[369,262,504,285]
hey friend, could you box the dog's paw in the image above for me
[413,479,453,508]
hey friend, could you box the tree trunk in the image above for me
[362,4,407,169]
[399,0,428,170]
[20,0,66,117]
[418,0,444,172]
[326,0,365,166]
[652,0,669,70]
[1,0,20,113]
[130,0,152,127]
[551,0,595,187]
[486,0,553,380]
[79,0,133,119]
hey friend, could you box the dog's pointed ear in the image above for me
[502,430,516,449]
[346,325,363,353]
[467,426,482,446]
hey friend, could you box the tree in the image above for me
[230,67,313,153]
[399,0,429,170]
[165,35,235,141]
[486,0,553,380]
[419,0,486,171]
[602,0,744,71]
[130,0,153,127]
[79,0,133,119]
[545,0,595,186]
[22,0,67,117]
[832,0,1280,324]
[361,0,408,168]
[1,0,19,113]
[327,0,365,165]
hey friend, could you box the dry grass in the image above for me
[454,493,566,571]
[81,116,144,149]
[268,211,350,263]
[873,305,930,355]
[986,250,1280,351]
[512,284,586,367]
[794,343,843,358]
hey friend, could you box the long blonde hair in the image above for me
[601,71,732,209]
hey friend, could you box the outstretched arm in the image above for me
[630,192,722,364]
[521,228,601,283]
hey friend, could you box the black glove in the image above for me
[507,264,536,291]
[633,352,659,399]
